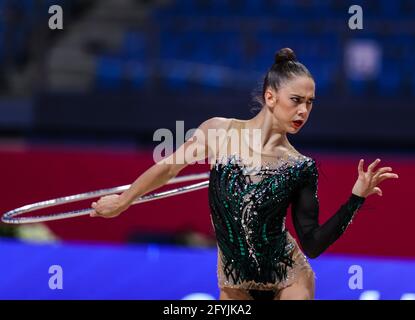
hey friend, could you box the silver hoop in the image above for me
[1,172,210,224]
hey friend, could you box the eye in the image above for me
[291,97,300,103]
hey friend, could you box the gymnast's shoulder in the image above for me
[197,117,233,132]
[287,147,316,166]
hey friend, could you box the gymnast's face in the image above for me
[264,76,315,134]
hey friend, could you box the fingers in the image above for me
[358,159,364,175]
[90,196,120,218]
[372,187,383,197]
[376,172,399,183]
[373,167,392,179]
[367,158,381,174]
[90,201,101,217]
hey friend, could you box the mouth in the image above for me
[292,120,304,128]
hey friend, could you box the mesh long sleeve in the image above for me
[291,160,365,258]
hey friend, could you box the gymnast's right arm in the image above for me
[90,117,227,218]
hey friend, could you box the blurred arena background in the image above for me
[0,0,414,299]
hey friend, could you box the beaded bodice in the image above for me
[208,153,316,287]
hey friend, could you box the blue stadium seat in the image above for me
[122,31,146,60]
[348,78,369,96]
[127,61,148,89]
[380,0,400,16]
[96,56,123,89]
[309,61,333,95]
[245,0,263,15]
[311,0,331,14]
[159,32,179,60]
[377,63,402,95]
[201,66,227,88]
[219,35,243,68]
[165,0,194,14]
[21,0,35,11]
[149,0,413,98]
[163,61,193,90]
[186,32,213,64]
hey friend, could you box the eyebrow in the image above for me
[291,94,315,100]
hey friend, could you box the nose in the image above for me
[298,103,308,115]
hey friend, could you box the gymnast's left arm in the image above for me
[291,158,399,259]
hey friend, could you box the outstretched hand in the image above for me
[352,158,399,198]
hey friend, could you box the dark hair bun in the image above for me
[274,48,297,64]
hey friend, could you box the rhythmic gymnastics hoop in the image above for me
[1,172,210,224]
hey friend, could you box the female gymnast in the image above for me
[90,48,399,300]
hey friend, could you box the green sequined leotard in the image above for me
[208,121,365,292]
